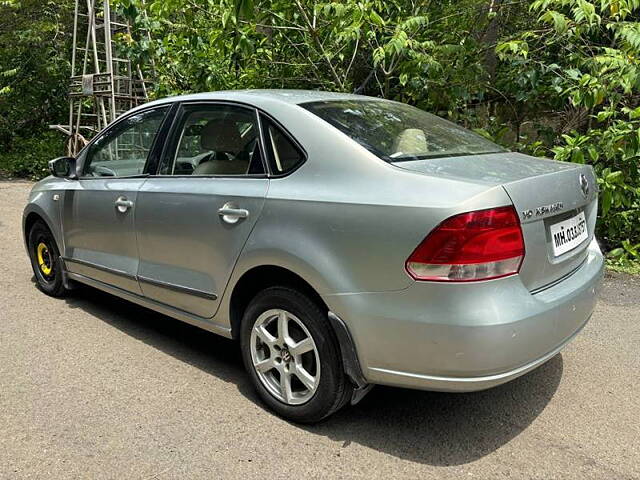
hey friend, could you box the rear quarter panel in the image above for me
[215,103,514,325]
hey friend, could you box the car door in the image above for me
[61,105,171,294]
[134,102,269,318]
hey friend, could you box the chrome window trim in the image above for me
[142,174,268,179]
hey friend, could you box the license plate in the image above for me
[550,211,588,256]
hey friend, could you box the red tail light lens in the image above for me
[406,206,525,282]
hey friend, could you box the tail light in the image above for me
[406,206,525,282]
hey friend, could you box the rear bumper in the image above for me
[323,238,604,392]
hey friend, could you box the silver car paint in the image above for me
[324,238,602,391]
[61,177,147,294]
[393,152,599,291]
[23,90,604,392]
[135,176,268,318]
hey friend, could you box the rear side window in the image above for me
[261,116,305,174]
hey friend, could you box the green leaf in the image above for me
[571,149,585,163]
[597,110,614,122]
[608,247,625,258]
[235,0,254,19]
[369,10,384,27]
[540,10,568,34]
[606,170,624,183]
[496,40,529,59]
[628,106,640,119]
[372,46,385,66]
[0,68,18,78]
[572,1,600,26]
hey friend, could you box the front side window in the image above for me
[160,104,264,176]
[302,100,506,162]
[82,107,168,177]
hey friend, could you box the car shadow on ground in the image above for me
[63,285,563,467]
[307,355,562,465]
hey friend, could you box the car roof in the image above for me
[135,89,381,111]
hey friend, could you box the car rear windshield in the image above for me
[302,100,506,162]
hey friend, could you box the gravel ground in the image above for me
[1,179,639,479]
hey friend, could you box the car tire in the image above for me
[240,286,352,423]
[27,220,67,297]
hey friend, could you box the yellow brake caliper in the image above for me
[37,242,52,276]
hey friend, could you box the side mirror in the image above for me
[49,156,77,179]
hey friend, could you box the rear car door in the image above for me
[134,102,268,318]
[62,106,171,294]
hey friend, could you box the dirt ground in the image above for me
[1,180,639,479]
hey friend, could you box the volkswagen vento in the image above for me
[23,90,604,422]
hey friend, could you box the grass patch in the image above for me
[606,260,640,276]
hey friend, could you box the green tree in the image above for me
[3,0,639,263]
[0,0,74,178]
[495,0,640,258]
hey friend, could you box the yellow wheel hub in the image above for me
[36,242,52,276]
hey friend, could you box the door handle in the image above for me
[218,202,249,224]
[115,196,134,213]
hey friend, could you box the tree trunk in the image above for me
[480,0,502,80]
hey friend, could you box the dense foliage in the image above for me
[2,0,639,264]
[0,0,71,177]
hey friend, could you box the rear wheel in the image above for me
[27,220,67,297]
[240,286,352,423]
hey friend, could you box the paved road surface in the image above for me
[1,180,639,479]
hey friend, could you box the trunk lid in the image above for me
[393,152,598,291]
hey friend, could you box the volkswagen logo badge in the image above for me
[579,173,589,198]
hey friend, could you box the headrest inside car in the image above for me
[200,119,243,152]
[392,128,428,156]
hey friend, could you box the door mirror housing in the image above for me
[49,156,77,179]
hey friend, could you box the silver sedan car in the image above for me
[23,90,604,423]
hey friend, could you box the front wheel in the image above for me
[27,220,67,297]
[240,286,352,423]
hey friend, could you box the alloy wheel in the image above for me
[250,308,320,405]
